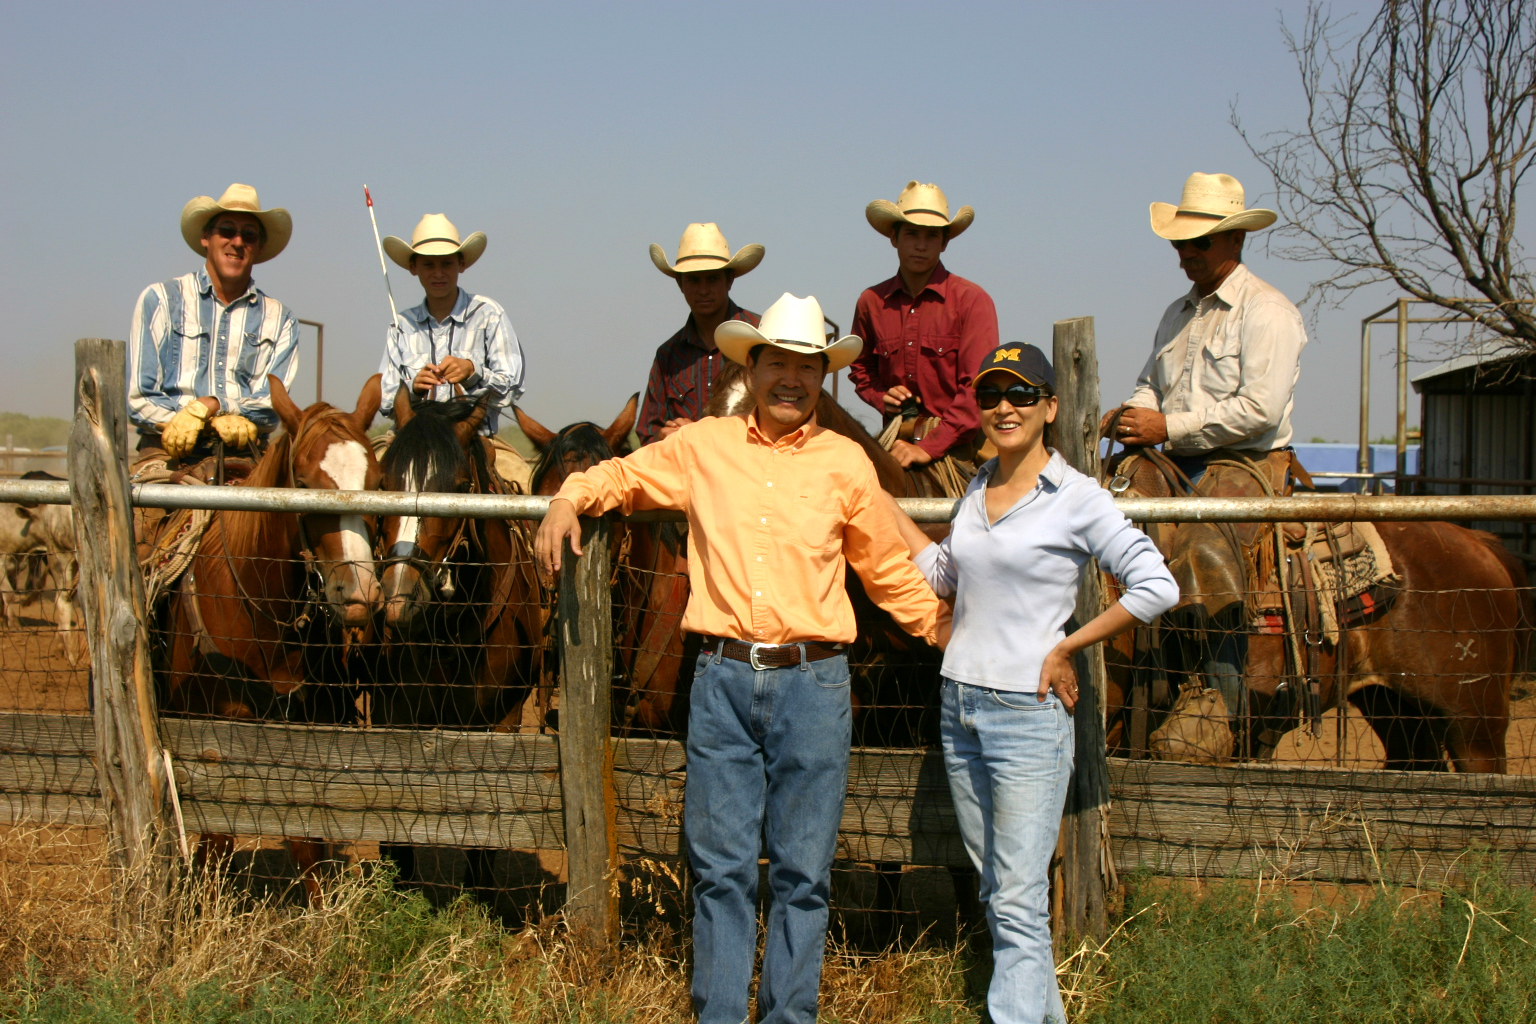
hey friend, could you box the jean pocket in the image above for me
[990,688,1056,711]
[810,655,850,689]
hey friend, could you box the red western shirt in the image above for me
[848,263,999,459]
[637,301,760,444]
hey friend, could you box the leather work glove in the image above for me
[210,413,259,450]
[161,402,211,459]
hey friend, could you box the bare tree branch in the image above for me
[1235,0,1536,351]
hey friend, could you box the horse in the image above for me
[1100,442,1532,772]
[159,373,385,898]
[369,389,547,907]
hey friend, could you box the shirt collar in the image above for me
[974,448,1068,490]
[874,261,952,302]
[407,288,478,325]
[746,408,819,449]
[195,266,260,305]
[681,299,748,352]
[1182,263,1251,311]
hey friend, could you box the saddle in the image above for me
[876,412,976,499]
[132,451,252,605]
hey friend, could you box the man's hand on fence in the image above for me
[535,497,584,582]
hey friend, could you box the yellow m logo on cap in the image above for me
[993,348,1021,362]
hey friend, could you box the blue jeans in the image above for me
[942,679,1073,1024]
[685,647,852,1024]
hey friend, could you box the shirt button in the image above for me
[760,517,767,524]
[766,481,773,487]
[757,556,763,562]
[754,591,762,597]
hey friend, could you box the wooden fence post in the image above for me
[1051,317,1112,942]
[558,514,617,945]
[68,339,172,892]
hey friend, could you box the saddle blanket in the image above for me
[1252,520,1400,641]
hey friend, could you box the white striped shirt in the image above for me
[127,268,300,432]
[378,289,525,434]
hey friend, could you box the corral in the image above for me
[4,337,1536,979]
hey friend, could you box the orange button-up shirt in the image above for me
[554,411,940,646]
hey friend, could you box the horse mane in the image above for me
[382,397,480,493]
[531,422,626,495]
[220,404,369,557]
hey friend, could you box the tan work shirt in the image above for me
[1126,264,1307,453]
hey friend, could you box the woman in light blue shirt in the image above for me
[888,343,1178,1024]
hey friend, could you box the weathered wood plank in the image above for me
[160,718,562,773]
[181,801,565,849]
[0,751,100,797]
[558,515,616,942]
[70,338,172,882]
[172,760,563,814]
[0,712,94,754]
[0,790,105,828]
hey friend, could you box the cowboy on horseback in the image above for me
[128,183,300,464]
[1101,172,1308,729]
[376,213,531,491]
[848,181,998,480]
[637,223,763,444]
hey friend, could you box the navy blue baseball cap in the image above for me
[974,343,1055,391]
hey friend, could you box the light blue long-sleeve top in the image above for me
[127,268,301,433]
[914,450,1179,693]
[379,288,524,434]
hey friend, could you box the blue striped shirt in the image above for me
[378,289,525,434]
[127,268,301,433]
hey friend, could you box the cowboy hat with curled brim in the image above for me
[180,183,292,263]
[649,223,764,277]
[716,293,863,373]
[1150,172,1277,240]
[865,180,974,240]
[383,213,487,270]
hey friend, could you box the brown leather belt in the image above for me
[700,636,844,670]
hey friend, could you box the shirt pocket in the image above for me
[1200,318,1243,394]
[169,317,207,376]
[920,333,962,387]
[790,493,843,552]
[235,331,276,387]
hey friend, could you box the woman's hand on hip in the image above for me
[1039,643,1078,713]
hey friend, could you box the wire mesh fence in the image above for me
[7,480,1536,946]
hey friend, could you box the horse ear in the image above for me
[268,374,303,435]
[601,393,640,454]
[393,385,415,427]
[515,404,556,450]
[350,373,383,434]
[454,393,491,446]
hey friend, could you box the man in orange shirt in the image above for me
[537,293,941,1024]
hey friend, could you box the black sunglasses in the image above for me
[975,383,1047,410]
[1169,236,1213,251]
[213,222,263,246]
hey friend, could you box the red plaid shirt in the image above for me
[848,263,999,459]
[637,301,760,444]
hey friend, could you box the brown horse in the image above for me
[160,373,384,897]
[1101,444,1532,772]
[374,388,545,730]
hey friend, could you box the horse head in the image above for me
[269,372,384,630]
[378,388,490,631]
[518,395,638,496]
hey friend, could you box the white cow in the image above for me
[0,472,80,662]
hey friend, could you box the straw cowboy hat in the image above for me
[383,213,487,270]
[865,180,974,239]
[716,293,863,372]
[1150,173,1277,240]
[649,223,764,277]
[180,183,292,263]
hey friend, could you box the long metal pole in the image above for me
[1396,298,1410,490]
[1359,316,1372,478]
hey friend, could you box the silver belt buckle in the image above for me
[748,642,775,671]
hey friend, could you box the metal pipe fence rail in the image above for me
[7,337,1536,950]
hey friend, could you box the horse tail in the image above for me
[1471,529,1535,675]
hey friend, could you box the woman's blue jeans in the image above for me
[941,678,1074,1024]
[685,647,852,1024]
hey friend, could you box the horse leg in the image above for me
[1441,674,1509,773]
[288,839,333,904]
[1349,685,1449,771]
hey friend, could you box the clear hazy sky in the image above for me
[4,0,1422,442]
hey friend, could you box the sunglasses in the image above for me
[975,383,1047,410]
[212,222,263,246]
[1169,236,1214,251]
